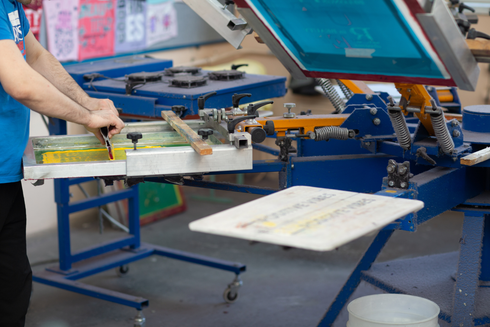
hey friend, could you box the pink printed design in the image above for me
[78,0,116,61]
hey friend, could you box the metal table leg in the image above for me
[451,213,486,327]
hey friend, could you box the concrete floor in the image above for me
[25,185,465,327]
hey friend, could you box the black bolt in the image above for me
[127,132,142,150]
[198,129,214,141]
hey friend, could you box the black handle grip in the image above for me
[467,28,490,40]
[198,92,217,110]
[232,93,251,108]
[247,100,274,116]
[459,2,475,13]
[227,115,257,133]
[231,64,248,70]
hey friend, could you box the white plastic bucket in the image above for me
[347,294,440,327]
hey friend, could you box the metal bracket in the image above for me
[386,159,411,189]
[276,137,296,162]
[182,0,252,49]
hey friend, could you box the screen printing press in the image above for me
[22,0,490,326]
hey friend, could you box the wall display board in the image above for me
[78,0,116,61]
[42,0,224,62]
[146,0,178,47]
[115,0,147,54]
[44,0,79,62]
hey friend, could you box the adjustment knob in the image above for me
[250,127,266,143]
[198,128,214,140]
[171,105,186,117]
[283,103,296,118]
[127,132,142,150]
[263,120,275,136]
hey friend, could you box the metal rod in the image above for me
[100,208,129,233]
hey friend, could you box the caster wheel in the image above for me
[223,287,238,304]
[116,265,129,277]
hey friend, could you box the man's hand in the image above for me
[83,97,119,116]
[84,106,125,145]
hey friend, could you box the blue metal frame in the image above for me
[34,174,246,309]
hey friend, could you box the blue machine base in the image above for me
[33,242,246,310]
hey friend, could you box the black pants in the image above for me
[0,182,32,327]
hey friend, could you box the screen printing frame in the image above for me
[233,0,479,91]
[23,121,253,180]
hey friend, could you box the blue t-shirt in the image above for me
[0,0,30,183]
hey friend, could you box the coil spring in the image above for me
[388,110,411,150]
[336,80,354,100]
[430,113,454,154]
[317,78,345,114]
[314,126,350,141]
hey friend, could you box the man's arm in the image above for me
[24,32,104,111]
[0,39,124,143]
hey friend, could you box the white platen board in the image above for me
[189,186,424,252]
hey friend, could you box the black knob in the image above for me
[232,93,251,108]
[263,120,275,136]
[250,127,266,143]
[231,64,248,70]
[198,129,214,140]
[456,19,471,36]
[127,132,142,150]
[172,105,186,117]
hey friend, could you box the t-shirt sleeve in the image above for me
[18,5,30,36]
[0,4,14,41]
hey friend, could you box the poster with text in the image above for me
[146,1,177,48]
[44,0,79,62]
[115,0,146,54]
[79,0,115,61]
[23,0,43,40]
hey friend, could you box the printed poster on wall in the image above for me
[115,0,146,54]
[44,0,79,62]
[146,0,177,48]
[22,0,43,40]
[79,0,115,61]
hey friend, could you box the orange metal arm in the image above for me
[339,80,375,94]
[256,115,348,138]
[395,83,435,135]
